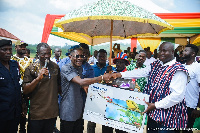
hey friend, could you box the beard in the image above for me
[181,54,191,61]
[17,49,26,55]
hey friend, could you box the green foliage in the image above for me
[117,109,126,113]
[108,116,114,119]
[119,118,124,122]
[118,108,143,128]
[90,43,132,56]
[125,110,132,117]
[138,105,145,112]
[12,44,69,59]
[11,42,142,59]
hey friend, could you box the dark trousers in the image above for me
[60,118,83,133]
[115,129,127,133]
[19,115,26,133]
[147,116,177,133]
[27,117,56,133]
[187,107,195,128]
[0,117,20,133]
[182,107,196,133]
[102,125,113,133]
[87,121,96,133]
[87,121,114,133]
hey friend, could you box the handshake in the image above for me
[102,72,122,83]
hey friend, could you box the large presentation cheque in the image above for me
[83,83,149,133]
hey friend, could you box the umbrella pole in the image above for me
[109,20,113,65]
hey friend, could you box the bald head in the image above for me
[159,42,174,64]
[54,48,62,58]
[55,48,61,52]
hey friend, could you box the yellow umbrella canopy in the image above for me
[192,35,200,46]
[55,0,173,64]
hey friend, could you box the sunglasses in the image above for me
[72,55,85,58]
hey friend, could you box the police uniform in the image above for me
[0,40,22,133]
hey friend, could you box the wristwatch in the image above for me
[197,107,200,111]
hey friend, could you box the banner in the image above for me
[83,83,149,133]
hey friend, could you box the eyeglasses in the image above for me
[72,55,85,58]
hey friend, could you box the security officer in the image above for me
[0,39,21,133]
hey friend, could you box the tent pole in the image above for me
[90,45,93,56]
[109,20,113,65]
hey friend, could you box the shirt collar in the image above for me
[160,58,176,66]
[184,61,198,66]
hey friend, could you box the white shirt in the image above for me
[184,62,200,109]
[143,57,157,66]
[51,57,61,64]
[121,59,188,109]
[88,56,98,64]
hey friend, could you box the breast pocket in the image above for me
[50,69,58,79]
[0,76,7,87]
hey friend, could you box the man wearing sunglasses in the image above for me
[60,46,108,133]
[59,44,94,103]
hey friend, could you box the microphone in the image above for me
[43,59,50,78]
[44,59,49,68]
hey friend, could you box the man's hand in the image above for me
[110,73,122,80]
[82,86,89,93]
[191,109,200,119]
[103,73,122,83]
[37,68,49,80]
[103,73,111,83]
[143,101,156,114]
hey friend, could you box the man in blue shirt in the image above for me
[87,49,115,133]
[0,40,21,133]
[92,49,115,77]
[78,43,95,103]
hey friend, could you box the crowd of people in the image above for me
[0,39,200,133]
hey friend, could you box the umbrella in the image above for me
[55,0,173,65]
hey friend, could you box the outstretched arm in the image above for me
[103,65,150,82]
[71,73,111,86]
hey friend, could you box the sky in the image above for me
[0,0,200,47]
